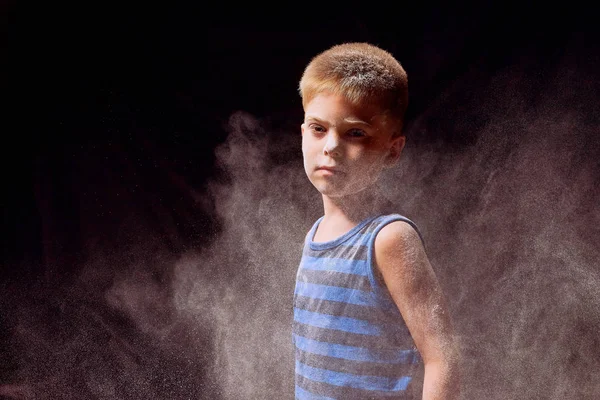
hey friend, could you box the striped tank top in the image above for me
[293,214,424,399]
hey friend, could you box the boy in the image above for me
[293,43,460,399]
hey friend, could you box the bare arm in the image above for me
[374,221,460,400]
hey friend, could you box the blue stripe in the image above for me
[308,232,372,248]
[296,360,412,392]
[294,281,377,307]
[293,334,419,364]
[295,384,336,400]
[294,308,383,336]
[301,256,369,275]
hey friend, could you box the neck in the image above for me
[322,188,394,224]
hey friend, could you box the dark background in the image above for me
[2,2,599,399]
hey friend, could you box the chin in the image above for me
[311,182,345,197]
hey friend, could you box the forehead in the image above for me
[303,92,388,125]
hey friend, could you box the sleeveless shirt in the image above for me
[293,214,424,399]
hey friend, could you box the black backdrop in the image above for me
[2,3,599,400]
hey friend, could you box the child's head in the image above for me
[299,42,408,135]
[299,43,409,199]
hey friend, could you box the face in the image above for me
[301,92,405,198]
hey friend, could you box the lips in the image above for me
[316,166,344,174]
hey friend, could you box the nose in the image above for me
[323,131,342,157]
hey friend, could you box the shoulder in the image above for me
[375,220,423,254]
[374,220,426,273]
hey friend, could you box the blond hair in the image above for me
[299,42,408,134]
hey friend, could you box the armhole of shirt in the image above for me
[366,215,425,308]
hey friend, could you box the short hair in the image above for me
[299,42,408,135]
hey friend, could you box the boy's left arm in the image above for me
[375,221,461,400]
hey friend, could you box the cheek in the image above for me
[301,143,311,162]
[302,138,319,158]
[301,141,315,171]
[348,151,386,177]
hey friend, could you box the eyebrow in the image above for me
[343,118,372,127]
[305,115,373,127]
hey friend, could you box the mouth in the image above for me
[316,166,345,174]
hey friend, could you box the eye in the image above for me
[347,128,367,138]
[309,124,326,134]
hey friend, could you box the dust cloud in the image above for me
[169,48,599,399]
[2,44,598,400]
[379,51,600,398]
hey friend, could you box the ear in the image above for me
[301,123,306,136]
[384,135,406,167]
